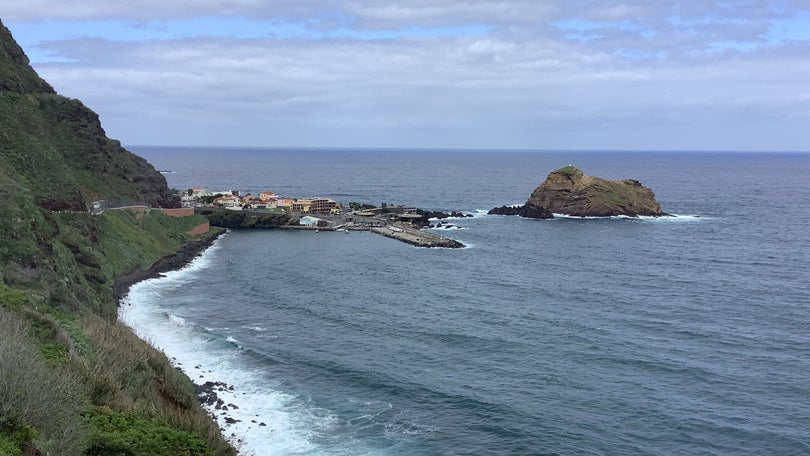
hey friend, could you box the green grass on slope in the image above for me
[84,409,211,456]
[0,183,232,455]
[98,209,209,275]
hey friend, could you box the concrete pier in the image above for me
[371,225,465,248]
[268,213,465,248]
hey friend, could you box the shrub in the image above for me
[79,315,235,455]
[84,408,211,456]
[0,419,33,456]
[0,283,28,310]
[0,309,89,455]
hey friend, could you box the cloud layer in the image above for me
[5,1,810,150]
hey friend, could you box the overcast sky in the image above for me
[4,1,810,151]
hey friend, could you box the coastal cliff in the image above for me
[490,165,665,218]
[0,19,177,212]
[0,19,233,455]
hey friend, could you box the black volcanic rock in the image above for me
[488,203,553,219]
[488,205,521,216]
[412,209,472,227]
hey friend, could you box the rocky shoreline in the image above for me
[415,209,473,227]
[114,228,254,446]
[113,228,225,303]
[195,380,267,431]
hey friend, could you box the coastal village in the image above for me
[183,187,343,217]
[181,186,466,248]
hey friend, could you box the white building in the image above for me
[214,194,242,209]
[299,216,328,227]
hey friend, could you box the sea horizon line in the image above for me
[126,145,810,155]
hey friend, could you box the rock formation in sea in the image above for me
[489,165,665,218]
[487,203,553,219]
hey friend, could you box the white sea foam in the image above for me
[434,243,475,250]
[428,211,477,222]
[167,313,187,327]
[119,235,341,455]
[427,225,466,231]
[551,213,703,222]
[225,336,243,348]
[644,214,704,222]
[470,210,514,219]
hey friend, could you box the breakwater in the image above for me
[196,207,466,248]
[371,225,464,248]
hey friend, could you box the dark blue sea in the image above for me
[120,147,810,456]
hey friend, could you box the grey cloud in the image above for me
[7,0,810,59]
[570,0,796,22]
[3,0,334,21]
[4,0,558,24]
[8,1,810,149]
[7,1,807,26]
[29,27,810,149]
[343,1,560,27]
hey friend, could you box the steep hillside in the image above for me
[0,19,233,455]
[0,21,177,211]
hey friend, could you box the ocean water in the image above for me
[121,148,810,455]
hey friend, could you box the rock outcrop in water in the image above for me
[489,165,665,218]
[487,203,553,219]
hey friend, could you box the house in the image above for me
[190,186,212,197]
[240,194,261,205]
[274,197,292,208]
[258,191,276,201]
[213,194,242,209]
[290,197,342,214]
[245,201,269,210]
[290,198,312,213]
[309,198,342,214]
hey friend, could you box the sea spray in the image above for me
[119,237,319,455]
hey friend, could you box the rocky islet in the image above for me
[489,165,666,218]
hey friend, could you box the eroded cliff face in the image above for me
[529,166,664,217]
[0,19,178,211]
[489,165,665,218]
